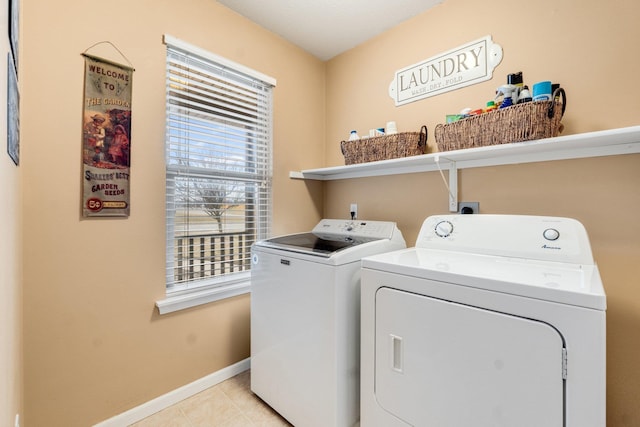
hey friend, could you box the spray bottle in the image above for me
[495,84,517,108]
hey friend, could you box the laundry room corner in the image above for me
[322,0,640,425]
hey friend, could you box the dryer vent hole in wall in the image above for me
[458,201,479,214]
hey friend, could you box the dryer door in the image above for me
[375,287,565,427]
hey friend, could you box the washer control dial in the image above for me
[543,228,560,241]
[435,220,454,237]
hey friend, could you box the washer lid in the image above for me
[255,232,381,257]
[254,219,404,258]
[362,247,606,310]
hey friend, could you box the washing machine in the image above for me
[360,214,606,427]
[251,219,406,427]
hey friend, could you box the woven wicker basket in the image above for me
[341,125,428,165]
[435,88,566,152]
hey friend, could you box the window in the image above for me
[159,35,275,313]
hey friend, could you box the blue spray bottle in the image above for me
[496,84,517,108]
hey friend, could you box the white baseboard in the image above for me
[93,358,251,427]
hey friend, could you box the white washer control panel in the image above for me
[313,219,398,239]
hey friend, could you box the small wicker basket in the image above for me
[341,125,428,165]
[435,88,566,152]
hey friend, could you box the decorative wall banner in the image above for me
[81,53,133,217]
[7,53,19,166]
[389,35,503,106]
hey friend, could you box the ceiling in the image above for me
[217,0,444,61]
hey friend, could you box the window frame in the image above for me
[156,35,275,314]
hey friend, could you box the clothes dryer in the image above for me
[251,219,406,427]
[360,214,606,427]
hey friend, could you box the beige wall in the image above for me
[323,0,640,426]
[18,0,640,425]
[21,0,324,425]
[1,0,22,424]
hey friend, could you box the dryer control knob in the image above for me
[543,228,560,241]
[435,220,454,237]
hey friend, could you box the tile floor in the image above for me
[129,370,292,427]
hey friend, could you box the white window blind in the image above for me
[164,36,274,295]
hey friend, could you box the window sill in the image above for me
[155,280,251,314]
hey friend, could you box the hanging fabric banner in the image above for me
[81,53,133,217]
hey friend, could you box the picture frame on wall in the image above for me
[8,0,18,73]
[7,53,19,166]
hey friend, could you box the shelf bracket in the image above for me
[448,161,458,212]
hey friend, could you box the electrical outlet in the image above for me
[350,203,358,220]
[458,201,479,214]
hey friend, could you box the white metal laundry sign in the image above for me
[388,35,503,106]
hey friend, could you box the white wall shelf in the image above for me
[289,125,640,212]
[289,125,640,181]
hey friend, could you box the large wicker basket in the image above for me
[435,88,566,152]
[341,125,427,165]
